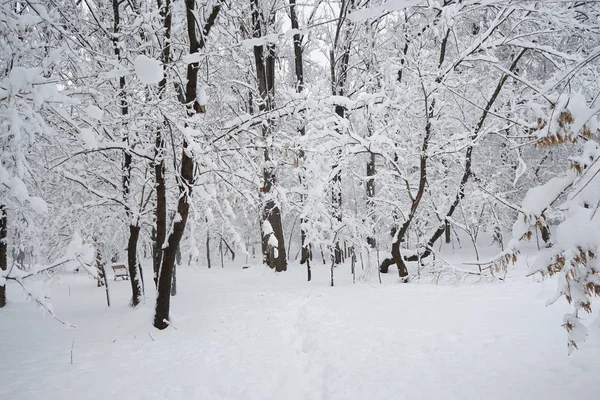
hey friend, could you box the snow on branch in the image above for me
[502,93,600,353]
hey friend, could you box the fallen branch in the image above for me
[13,279,76,328]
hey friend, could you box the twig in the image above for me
[13,279,76,328]
[163,319,178,330]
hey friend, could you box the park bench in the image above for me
[111,264,129,281]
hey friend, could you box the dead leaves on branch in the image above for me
[534,109,597,148]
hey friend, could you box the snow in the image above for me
[511,173,575,240]
[133,55,163,85]
[79,128,98,150]
[28,196,48,214]
[197,86,207,106]
[182,53,203,64]
[556,206,600,250]
[241,34,279,49]
[348,0,424,22]
[84,105,104,120]
[263,220,279,249]
[1,257,599,400]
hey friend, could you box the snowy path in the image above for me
[1,263,599,399]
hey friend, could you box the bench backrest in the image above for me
[111,264,128,274]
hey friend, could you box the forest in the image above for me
[1,0,600,398]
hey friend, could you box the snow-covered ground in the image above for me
[1,254,599,400]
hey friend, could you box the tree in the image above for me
[251,0,288,272]
[498,92,600,353]
[153,0,223,330]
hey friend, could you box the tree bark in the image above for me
[153,128,167,287]
[206,233,211,269]
[95,241,111,307]
[127,224,142,306]
[0,205,7,308]
[366,151,376,248]
[171,247,179,296]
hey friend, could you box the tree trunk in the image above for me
[0,205,7,308]
[171,247,179,296]
[138,261,145,297]
[95,243,110,307]
[127,224,143,306]
[329,1,353,263]
[262,198,287,271]
[153,128,167,287]
[154,0,171,288]
[252,0,287,272]
[366,152,376,248]
[154,0,221,330]
[112,0,143,304]
[289,0,310,278]
[206,233,211,269]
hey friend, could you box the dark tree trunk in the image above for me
[138,261,145,297]
[206,234,211,269]
[171,262,177,296]
[445,221,451,244]
[127,224,142,306]
[219,238,224,268]
[252,0,287,272]
[0,205,7,308]
[386,111,433,280]
[113,0,142,304]
[366,152,376,248]
[262,199,287,271]
[95,242,110,307]
[171,247,179,296]
[154,0,221,330]
[379,258,395,274]
[153,128,167,287]
[329,1,353,264]
[154,0,171,288]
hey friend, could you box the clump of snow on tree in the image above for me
[84,105,104,120]
[80,128,98,149]
[133,55,163,85]
[197,85,207,106]
[262,220,278,248]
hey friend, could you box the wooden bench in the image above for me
[111,264,129,281]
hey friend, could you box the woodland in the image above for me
[1,1,600,394]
